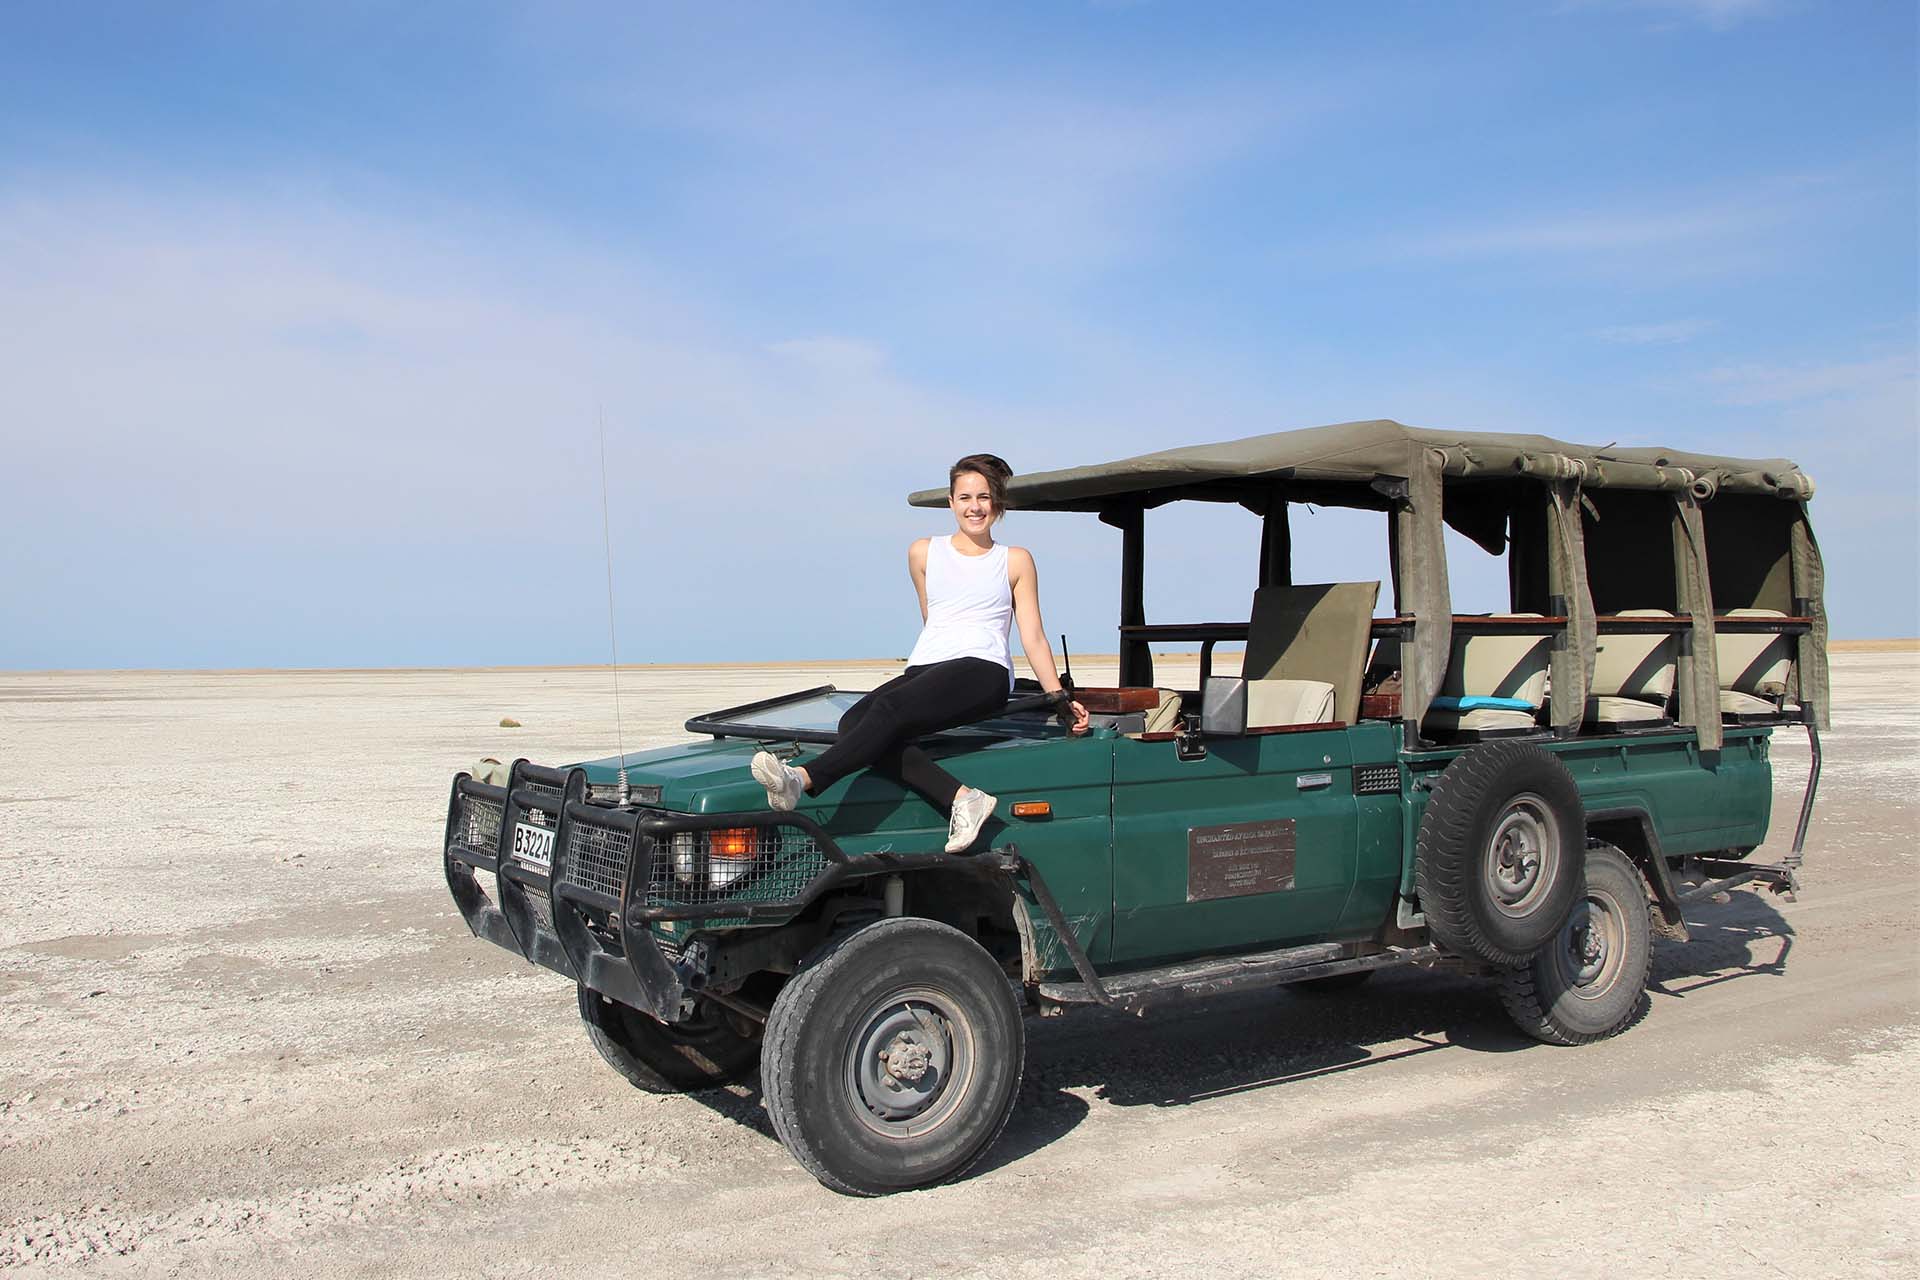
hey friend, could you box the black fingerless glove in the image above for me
[1048,688,1076,725]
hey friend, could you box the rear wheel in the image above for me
[577,986,760,1093]
[1500,842,1653,1045]
[1415,741,1584,967]
[761,917,1024,1196]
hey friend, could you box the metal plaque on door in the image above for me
[1186,819,1297,901]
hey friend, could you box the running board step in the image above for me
[1037,942,1440,1014]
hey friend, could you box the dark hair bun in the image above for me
[955,453,1011,481]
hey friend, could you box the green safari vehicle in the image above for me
[441,420,1828,1195]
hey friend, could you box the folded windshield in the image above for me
[685,685,1053,744]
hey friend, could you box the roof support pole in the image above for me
[1258,496,1292,588]
[1103,503,1152,688]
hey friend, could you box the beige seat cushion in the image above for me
[1244,582,1381,726]
[1247,678,1337,728]
[1588,694,1672,725]
[1720,687,1787,716]
[1424,706,1539,734]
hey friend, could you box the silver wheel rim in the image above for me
[1484,794,1559,918]
[843,986,976,1139]
[1552,887,1627,1001]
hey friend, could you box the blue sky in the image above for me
[1,0,1913,668]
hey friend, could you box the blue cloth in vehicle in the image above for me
[1428,694,1535,712]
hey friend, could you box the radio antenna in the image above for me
[597,406,630,805]
[1059,632,1073,690]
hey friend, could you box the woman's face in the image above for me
[949,471,997,537]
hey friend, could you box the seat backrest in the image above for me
[1592,609,1678,702]
[1243,582,1381,726]
[1716,607,1792,694]
[1141,689,1183,735]
[1437,616,1551,707]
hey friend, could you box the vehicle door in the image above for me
[1108,727,1359,965]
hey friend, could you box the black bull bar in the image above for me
[442,759,1032,1022]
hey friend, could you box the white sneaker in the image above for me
[750,751,805,811]
[944,787,998,853]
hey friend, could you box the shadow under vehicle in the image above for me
[441,419,1828,1195]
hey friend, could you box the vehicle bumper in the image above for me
[441,760,986,1022]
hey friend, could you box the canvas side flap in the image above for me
[1548,477,1596,732]
[1672,492,1723,753]
[1790,504,1831,729]
[1399,446,1452,730]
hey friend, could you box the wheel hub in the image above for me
[846,993,972,1135]
[1485,796,1558,917]
[879,1035,933,1085]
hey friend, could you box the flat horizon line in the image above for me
[2,638,1914,677]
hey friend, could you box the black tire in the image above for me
[761,917,1024,1196]
[1415,740,1584,967]
[577,986,760,1094]
[1500,842,1653,1045]
[1289,969,1376,994]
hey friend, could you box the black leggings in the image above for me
[801,658,1010,813]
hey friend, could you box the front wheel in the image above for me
[577,987,760,1093]
[761,917,1025,1196]
[1499,842,1653,1045]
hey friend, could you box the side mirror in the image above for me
[1200,677,1249,736]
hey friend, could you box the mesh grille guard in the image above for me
[552,803,845,923]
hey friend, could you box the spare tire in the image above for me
[1414,740,1583,967]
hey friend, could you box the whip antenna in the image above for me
[597,406,630,805]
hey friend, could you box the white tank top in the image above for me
[906,535,1014,681]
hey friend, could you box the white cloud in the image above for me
[1593,318,1717,345]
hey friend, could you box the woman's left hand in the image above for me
[1068,700,1090,736]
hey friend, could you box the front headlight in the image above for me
[707,828,758,887]
[669,828,760,887]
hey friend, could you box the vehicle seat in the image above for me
[1424,616,1551,737]
[1242,582,1381,727]
[1717,608,1794,718]
[1586,609,1678,727]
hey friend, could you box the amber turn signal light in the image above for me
[1010,801,1051,818]
[708,828,757,858]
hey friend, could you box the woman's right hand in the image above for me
[1049,690,1090,736]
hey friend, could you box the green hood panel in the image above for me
[569,730,1111,820]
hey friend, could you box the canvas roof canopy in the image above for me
[906,419,1827,744]
[906,419,1814,513]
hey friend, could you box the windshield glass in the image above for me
[709,688,866,737]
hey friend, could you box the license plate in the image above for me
[511,821,555,872]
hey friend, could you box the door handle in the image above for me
[1296,772,1333,790]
